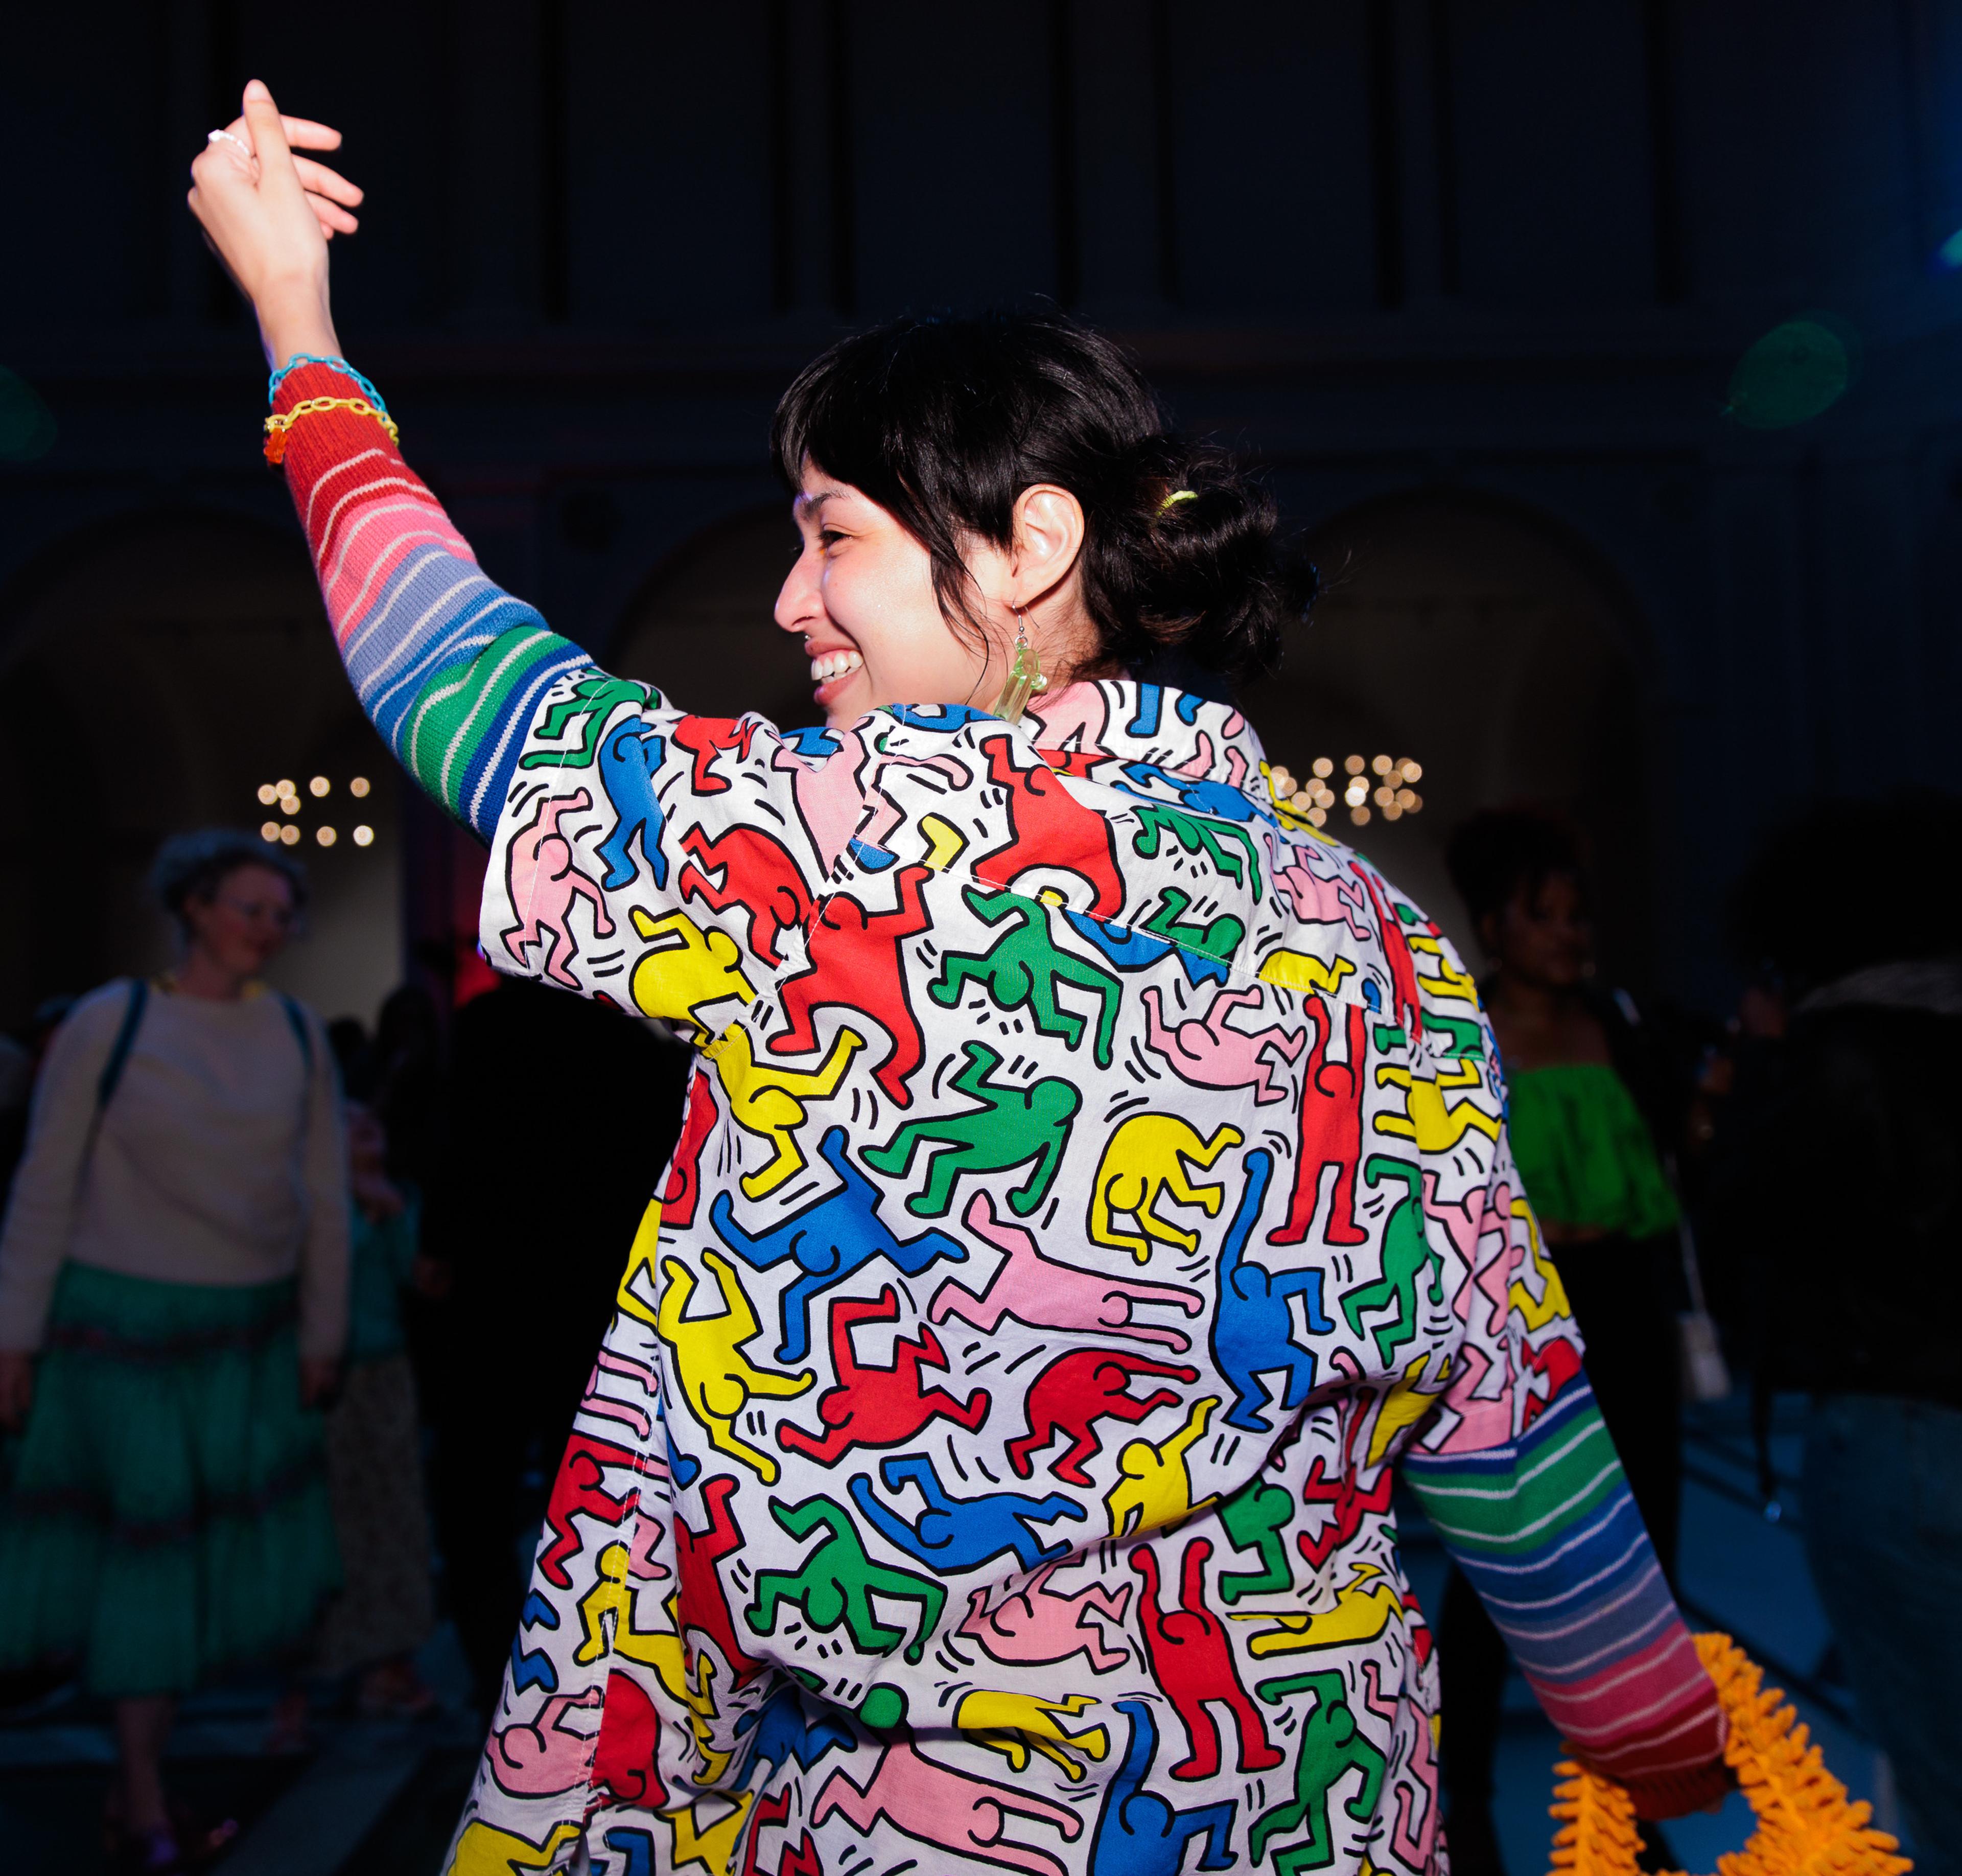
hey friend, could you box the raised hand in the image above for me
[186,79,358,367]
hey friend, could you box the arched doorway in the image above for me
[1241,491,1658,985]
[609,503,819,730]
[0,512,402,1029]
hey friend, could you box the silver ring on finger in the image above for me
[206,128,252,157]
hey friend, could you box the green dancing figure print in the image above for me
[1339,1158,1445,1367]
[746,1495,948,1666]
[863,1042,1081,1218]
[1131,801,1264,900]
[928,885,1123,1067]
[519,671,660,768]
[1248,1671,1387,1873]
[1216,1476,1298,1605]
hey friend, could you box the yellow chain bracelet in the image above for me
[263,396,400,467]
[1549,1634,1911,1876]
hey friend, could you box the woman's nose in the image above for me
[776,545,821,635]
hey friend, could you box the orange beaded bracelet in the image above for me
[1548,1634,1911,1876]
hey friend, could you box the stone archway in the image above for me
[0,511,401,1029]
[1241,491,1659,984]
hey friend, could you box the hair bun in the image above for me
[1079,437,1305,684]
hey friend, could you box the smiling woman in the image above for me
[177,78,1733,1876]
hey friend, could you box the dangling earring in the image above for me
[991,606,1048,724]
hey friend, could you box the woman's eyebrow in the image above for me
[793,491,834,522]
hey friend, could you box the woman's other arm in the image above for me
[1400,1120,1728,1817]
[0,992,125,1424]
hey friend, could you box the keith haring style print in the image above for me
[271,360,1726,1876]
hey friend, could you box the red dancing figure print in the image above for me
[674,1474,763,1680]
[1359,869,1422,1033]
[769,864,935,1105]
[659,1068,720,1232]
[1006,1349,1201,1486]
[1270,995,1370,1248]
[1131,1537,1284,1782]
[538,1433,641,1589]
[676,823,814,969]
[589,1672,667,1808]
[1297,1409,1395,1571]
[978,738,1126,917]
[742,1790,825,1876]
[670,714,760,796]
[777,1288,990,1465]
[501,789,614,989]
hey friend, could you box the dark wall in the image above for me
[4,1,1962,1015]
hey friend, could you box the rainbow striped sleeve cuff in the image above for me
[1402,1376,1728,1814]
[274,362,590,836]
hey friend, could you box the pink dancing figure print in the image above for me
[581,1346,659,1442]
[812,1741,1082,1876]
[777,1288,990,1464]
[501,789,614,989]
[957,1559,1133,1672]
[1140,983,1307,1105]
[489,1687,604,1798]
[930,1190,1205,1352]
[1277,856,1373,941]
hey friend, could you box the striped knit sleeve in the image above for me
[273,361,590,838]
[1403,1375,1728,1816]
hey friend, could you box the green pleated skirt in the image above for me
[0,1264,341,1697]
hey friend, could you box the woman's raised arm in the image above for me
[187,83,847,1013]
[188,83,589,833]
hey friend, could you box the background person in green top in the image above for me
[1436,806,1691,1876]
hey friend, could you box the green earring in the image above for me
[991,607,1048,724]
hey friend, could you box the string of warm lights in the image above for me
[254,774,377,849]
[1266,753,1424,829]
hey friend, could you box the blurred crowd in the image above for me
[0,792,1955,1873]
[0,830,689,1871]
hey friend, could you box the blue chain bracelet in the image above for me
[267,354,388,413]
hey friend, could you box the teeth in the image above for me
[810,651,863,682]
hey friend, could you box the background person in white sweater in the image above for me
[0,828,348,1873]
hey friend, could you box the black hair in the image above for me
[1444,805,1590,936]
[771,309,1310,688]
[150,827,309,934]
[1732,790,1962,993]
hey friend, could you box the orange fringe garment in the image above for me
[1547,1633,1912,1876]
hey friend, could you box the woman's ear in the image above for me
[1010,483,1086,606]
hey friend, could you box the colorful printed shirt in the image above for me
[275,363,1727,1876]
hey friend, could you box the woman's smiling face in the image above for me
[775,461,997,726]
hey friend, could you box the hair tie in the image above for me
[1160,489,1198,511]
